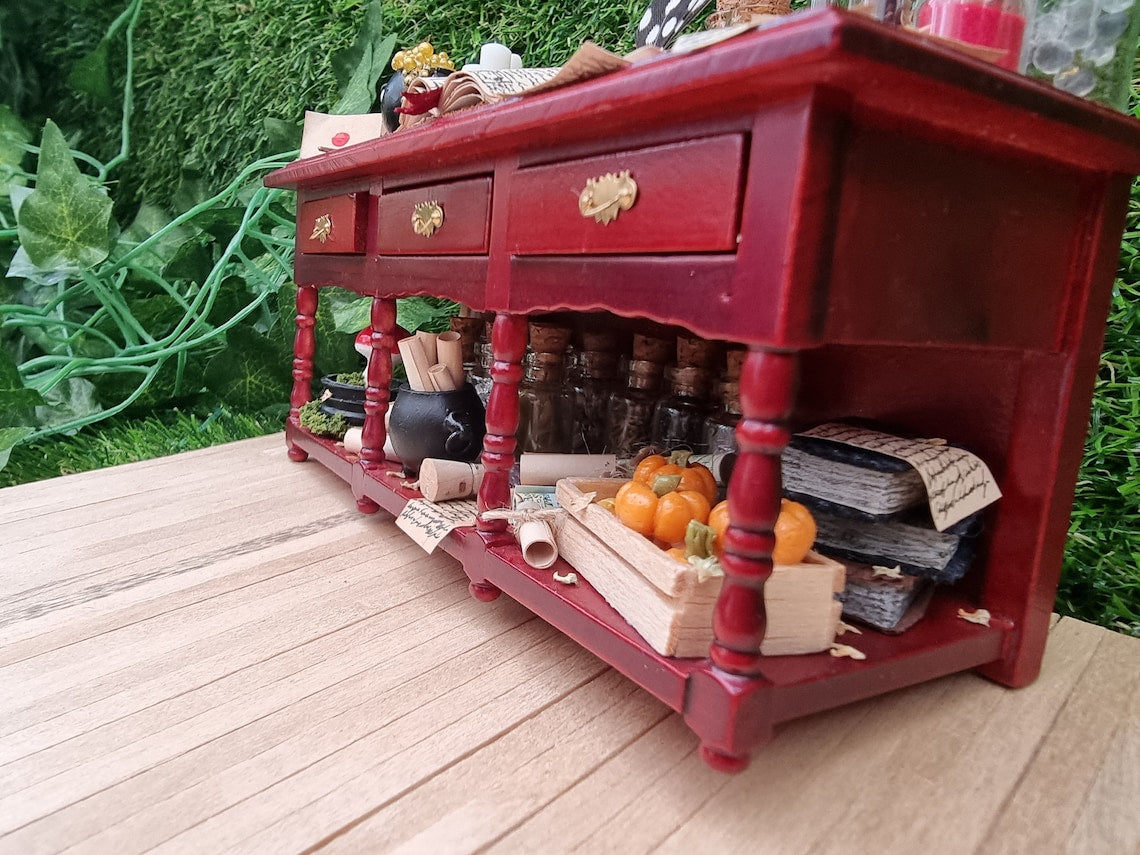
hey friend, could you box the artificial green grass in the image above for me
[35,0,649,210]
[0,409,281,487]
[1058,214,1140,637]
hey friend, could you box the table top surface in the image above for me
[1,433,1137,854]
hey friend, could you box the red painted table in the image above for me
[265,10,1140,771]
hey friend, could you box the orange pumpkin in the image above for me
[706,498,816,564]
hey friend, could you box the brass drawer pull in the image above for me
[578,170,637,225]
[412,201,444,237]
[310,213,332,244]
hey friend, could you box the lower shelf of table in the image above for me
[285,420,1009,755]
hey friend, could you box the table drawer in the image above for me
[506,135,744,255]
[298,193,367,254]
[376,176,492,255]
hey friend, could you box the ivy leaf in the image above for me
[397,296,458,333]
[333,2,396,115]
[263,117,302,153]
[0,105,31,197]
[203,325,291,411]
[17,120,113,272]
[67,39,113,102]
[161,237,215,284]
[35,377,102,433]
[0,348,44,427]
[0,427,34,471]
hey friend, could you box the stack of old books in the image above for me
[782,423,999,632]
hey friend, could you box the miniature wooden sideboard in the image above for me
[265,10,1140,771]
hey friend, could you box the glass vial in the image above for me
[606,359,665,460]
[570,350,618,454]
[651,366,711,453]
[517,351,572,454]
[703,379,741,457]
[468,340,494,407]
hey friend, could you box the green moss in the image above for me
[335,371,366,386]
[298,398,349,440]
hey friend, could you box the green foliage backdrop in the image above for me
[29,0,647,210]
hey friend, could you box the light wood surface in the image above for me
[1,434,1137,854]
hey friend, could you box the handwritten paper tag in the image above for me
[396,499,479,553]
[798,423,1001,531]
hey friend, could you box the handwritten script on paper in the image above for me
[799,423,1001,531]
[396,499,479,553]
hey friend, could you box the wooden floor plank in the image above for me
[7,601,545,853]
[315,670,671,854]
[0,559,466,778]
[981,621,1140,855]
[139,637,609,853]
[1,436,1137,854]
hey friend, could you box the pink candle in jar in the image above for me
[920,0,1027,70]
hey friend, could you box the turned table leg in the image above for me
[355,296,397,514]
[471,311,527,599]
[700,348,797,768]
[288,284,318,462]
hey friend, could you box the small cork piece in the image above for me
[528,321,572,354]
[632,332,673,363]
[581,328,619,352]
[677,334,718,368]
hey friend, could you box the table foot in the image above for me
[287,444,308,462]
[355,495,380,514]
[699,744,751,774]
[469,581,501,602]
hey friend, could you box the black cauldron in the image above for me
[318,375,367,426]
[387,382,486,474]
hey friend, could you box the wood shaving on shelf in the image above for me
[402,479,419,490]
[957,608,992,626]
[829,643,867,660]
[552,571,578,586]
[384,470,404,479]
[872,564,904,579]
[836,621,863,636]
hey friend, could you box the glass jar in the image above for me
[651,366,711,454]
[1025,0,1140,109]
[468,341,494,407]
[703,379,741,457]
[916,0,1031,71]
[570,350,618,454]
[606,359,665,460]
[517,351,572,454]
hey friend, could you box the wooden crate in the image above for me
[555,479,844,658]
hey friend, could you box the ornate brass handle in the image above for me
[412,201,444,237]
[310,214,332,244]
[578,170,638,225]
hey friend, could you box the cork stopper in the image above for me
[529,321,572,354]
[632,333,673,363]
[580,328,619,352]
[677,335,719,369]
